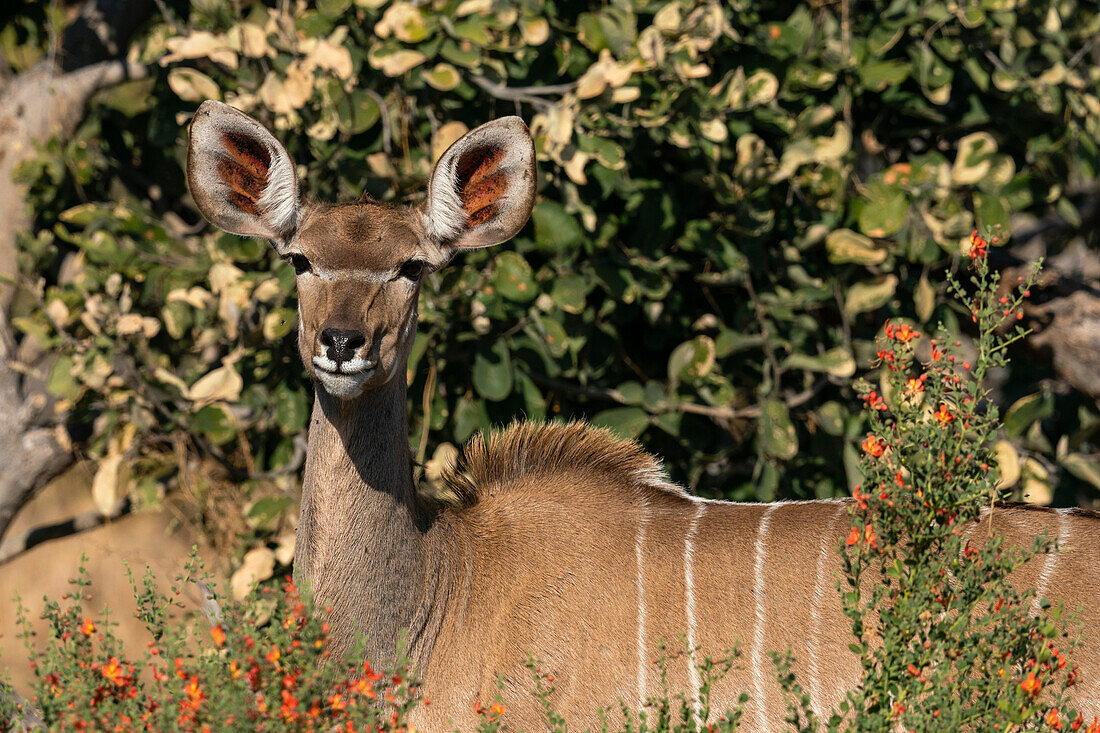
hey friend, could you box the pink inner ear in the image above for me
[456,146,507,227]
[217,132,272,217]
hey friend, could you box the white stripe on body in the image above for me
[684,501,706,720]
[752,504,781,731]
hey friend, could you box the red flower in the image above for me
[864,391,887,411]
[969,230,988,259]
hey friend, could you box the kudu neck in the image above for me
[296,370,437,667]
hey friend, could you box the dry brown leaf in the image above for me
[187,363,243,406]
[231,548,276,600]
[432,121,469,163]
[167,68,220,102]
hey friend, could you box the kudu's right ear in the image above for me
[186,100,300,248]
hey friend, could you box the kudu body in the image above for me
[187,100,1099,730]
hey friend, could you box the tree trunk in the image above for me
[0,0,154,542]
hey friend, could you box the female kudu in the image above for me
[186,100,1099,730]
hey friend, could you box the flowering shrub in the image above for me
[836,234,1095,731]
[2,564,420,731]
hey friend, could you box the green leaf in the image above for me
[47,355,81,400]
[667,336,716,383]
[423,63,461,91]
[1004,391,1053,439]
[316,0,351,17]
[858,187,908,238]
[549,275,590,314]
[532,201,583,252]
[845,275,898,315]
[826,229,887,265]
[493,251,537,302]
[192,404,237,445]
[246,496,296,530]
[759,399,797,460]
[1060,454,1100,491]
[817,402,846,436]
[783,347,855,378]
[591,406,649,440]
[858,60,909,88]
[275,384,308,435]
[337,90,380,135]
[472,340,513,401]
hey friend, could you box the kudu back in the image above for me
[187,100,1100,730]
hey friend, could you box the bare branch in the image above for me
[2,683,45,731]
[469,75,573,111]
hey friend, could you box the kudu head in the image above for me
[186,100,536,399]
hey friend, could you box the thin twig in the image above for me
[744,272,784,386]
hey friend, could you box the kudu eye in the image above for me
[398,259,426,282]
[285,253,312,275]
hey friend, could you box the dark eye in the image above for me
[398,259,426,282]
[286,253,312,275]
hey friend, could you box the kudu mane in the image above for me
[438,421,690,508]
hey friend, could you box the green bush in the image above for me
[10,1,1100,541]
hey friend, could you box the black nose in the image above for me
[320,328,366,364]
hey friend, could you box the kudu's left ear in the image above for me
[186,100,300,249]
[424,116,536,250]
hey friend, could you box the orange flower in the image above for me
[329,693,348,711]
[1086,716,1100,733]
[864,524,878,549]
[845,527,860,546]
[862,435,886,457]
[933,405,954,424]
[100,657,128,687]
[210,626,226,648]
[80,618,95,637]
[894,323,919,344]
[1048,709,1063,730]
[266,647,281,664]
[1020,671,1042,698]
[904,375,926,395]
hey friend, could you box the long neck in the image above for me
[294,375,438,666]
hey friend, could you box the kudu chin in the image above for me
[186,100,1100,730]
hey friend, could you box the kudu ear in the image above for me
[186,100,300,249]
[424,116,536,250]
